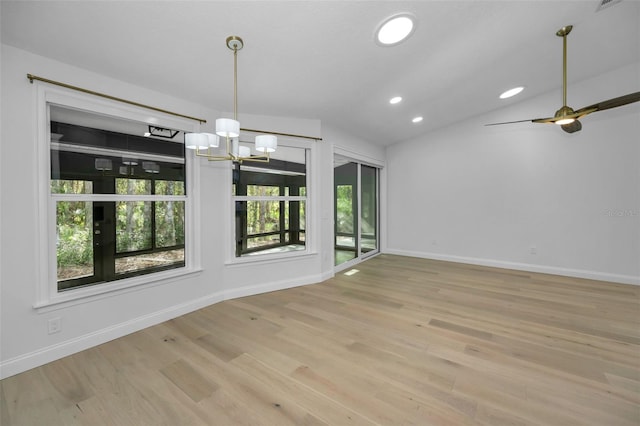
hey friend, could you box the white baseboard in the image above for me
[221,272,326,300]
[384,248,640,286]
[0,273,326,379]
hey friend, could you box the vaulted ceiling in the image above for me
[2,1,638,146]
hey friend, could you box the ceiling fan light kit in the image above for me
[486,24,640,133]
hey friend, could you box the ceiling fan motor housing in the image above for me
[554,105,575,119]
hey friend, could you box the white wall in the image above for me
[0,45,330,378]
[386,63,640,284]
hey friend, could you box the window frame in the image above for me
[225,138,317,265]
[234,163,307,256]
[34,85,202,310]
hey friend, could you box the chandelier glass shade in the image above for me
[186,36,277,163]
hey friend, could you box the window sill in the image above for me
[225,250,318,267]
[34,267,203,313]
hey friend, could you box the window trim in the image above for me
[34,84,202,310]
[225,139,318,264]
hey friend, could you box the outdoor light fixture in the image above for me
[185,36,277,163]
[95,158,113,171]
[147,126,179,139]
[142,161,160,174]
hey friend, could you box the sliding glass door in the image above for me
[360,164,378,257]
[334,156,379,268]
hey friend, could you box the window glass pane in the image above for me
[49,104,188,292]
[116,248,184,275]
[234,147,307,257]
[51,180,92,194]
[336,235,356,248]
[361,165,378,255]
[116,178,151,195]
[247,185,279,197]
[299,200,306,231]
[247,235,281,250]
[50,105,185,195]
[155,180,185,195]
[247,200,280,235]
[336,185,354,234]
[56,201,93,281]
[116,201,152,252]
[156,201,185,248]
[284,201,289,231]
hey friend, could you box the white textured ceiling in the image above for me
[2,1,639,146]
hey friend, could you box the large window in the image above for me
[232,145,307,257]
[50,105,187,291]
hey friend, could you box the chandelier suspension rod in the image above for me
[234,44,239,121]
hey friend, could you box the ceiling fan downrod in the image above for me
[556,25,572,108]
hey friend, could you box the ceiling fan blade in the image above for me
[531,116,559,124]
[575,91,640,115]
[485,118,545,126]
[561,120,582,133]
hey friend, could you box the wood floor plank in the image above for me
[159,359,218,403]
[2,254,639,425]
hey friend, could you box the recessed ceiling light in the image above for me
[499,86,525,99]
[375,13,416,46]
[390,96,402,104]
[412,116,423,123]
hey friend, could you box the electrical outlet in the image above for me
[48,317,61,334]
[530,246,537,255]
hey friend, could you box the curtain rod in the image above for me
[240,127,322,141]
[27,73,207,124]
[27,73,323,141]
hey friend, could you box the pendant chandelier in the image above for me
[185,36,277,162]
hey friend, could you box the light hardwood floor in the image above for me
[2,255,639,425]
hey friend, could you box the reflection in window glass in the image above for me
[56,201,93,281]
